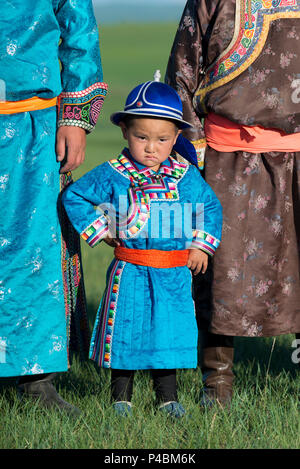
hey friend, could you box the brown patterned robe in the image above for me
[166,0,300,336]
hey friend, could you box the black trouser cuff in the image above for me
[111,369,177,403]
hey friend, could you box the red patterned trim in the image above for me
[59,82,108,98]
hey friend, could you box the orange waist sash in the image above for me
[204,112,300,153]
[114,246,189,268]
[0,96,57,114]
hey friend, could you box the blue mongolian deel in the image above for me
[63,148,223,370]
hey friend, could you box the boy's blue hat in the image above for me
[110,81,193,129]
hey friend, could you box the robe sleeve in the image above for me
[189,166,222,256]
[165,0,217,169]
[62,165,113,248]
[55,0,108,132]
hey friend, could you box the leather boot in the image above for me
[17,373,81,417]
[200,346,234,408]
[296,333,300,368]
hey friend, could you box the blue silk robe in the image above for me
[0,0,107,377]
[63,149,222,370]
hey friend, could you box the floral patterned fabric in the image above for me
[0,108,70,377]
[203,148,300,337]
[1,0,107,132]
[166,0,300,142]
[166,0,300,336]
[0,0,104,377]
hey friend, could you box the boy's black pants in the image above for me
[111,369,177,403]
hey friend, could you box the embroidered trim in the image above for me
[89,259,125,368]
[117,185,150,239]
[192,139,207,170]
[108,152,189,239]
[59,83,106,98]
[110,150,188,180]
[194,0,300,112]
[57,82,108,132]
[59,172,90,361]
[192,139,206,147]
[190,230,220,256]
[80,212,110,247]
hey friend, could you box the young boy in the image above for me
[62,80,222,417]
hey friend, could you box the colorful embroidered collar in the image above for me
[109,148,187,181]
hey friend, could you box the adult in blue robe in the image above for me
[0,0,107,411]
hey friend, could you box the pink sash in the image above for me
[205,112,300,153]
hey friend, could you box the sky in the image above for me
[92,0,187,4]
[92,0,187,24]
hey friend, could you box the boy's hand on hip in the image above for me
[187,249,208,275]
[103,233,121,248]
[56,126,86,173]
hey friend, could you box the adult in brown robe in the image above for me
[166,0,300,405]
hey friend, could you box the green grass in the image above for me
[1,336,299,449]
[0,23,299,450]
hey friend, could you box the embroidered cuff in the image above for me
[57,82,108,132]
[190,230,220,256]
[192,139,206,170]
[81,213,109,247]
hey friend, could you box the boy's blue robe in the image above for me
[63,150,222,370]
[0,0,106,377]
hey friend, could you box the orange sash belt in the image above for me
[205,112,300,153]
[114,246,189,268]
[0,96,57,114]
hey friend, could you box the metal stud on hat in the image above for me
[110,70,193,129]
[153,70,161,82]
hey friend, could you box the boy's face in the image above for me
[120,117,181,171]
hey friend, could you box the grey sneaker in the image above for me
[112,401,132,417]
[158,401,186,418]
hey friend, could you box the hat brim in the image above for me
[110,110,193,129]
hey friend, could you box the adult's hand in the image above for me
[56,126,86,173]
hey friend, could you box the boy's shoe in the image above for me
[112,401,132,417]
[158,401,186,419]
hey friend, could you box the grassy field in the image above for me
[0,23,299,450]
